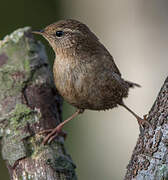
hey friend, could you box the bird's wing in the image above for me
[95,41,122,76]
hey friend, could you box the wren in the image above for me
[33,19,151,144]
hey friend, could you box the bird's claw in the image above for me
[39,127,67,145]
[138,114,152,130]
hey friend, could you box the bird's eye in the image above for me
[56,31,64,37]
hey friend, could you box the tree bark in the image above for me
[0,27,77,180]
[125,77,168,180]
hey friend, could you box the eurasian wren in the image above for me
[33,19,151,144]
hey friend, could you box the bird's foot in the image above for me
[39,109,84,144]
[39,125,67,145]
[137,114,152,129]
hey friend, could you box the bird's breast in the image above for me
[53,56,89,107]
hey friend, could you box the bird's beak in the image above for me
[32,29,44,35]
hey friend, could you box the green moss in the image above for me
[10,104,33,129]
[1,103,43,166]
[1,104,36,166]
[25,136,44,158]
[24,58,31,72]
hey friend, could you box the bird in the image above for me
[33,19,151,144]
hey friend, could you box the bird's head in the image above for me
[32,19,98,56]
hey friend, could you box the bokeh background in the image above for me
[1,0,168,179]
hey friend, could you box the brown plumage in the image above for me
[33,19,150,144]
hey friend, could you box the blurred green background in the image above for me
[1,0,168,179]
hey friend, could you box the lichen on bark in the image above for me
[0,27,77,180]
[125,77,168,180]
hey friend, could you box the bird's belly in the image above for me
[53,60,127,111]
[54,73,122,111]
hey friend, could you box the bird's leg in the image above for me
[39,109,84,145]
[119,102,152,129]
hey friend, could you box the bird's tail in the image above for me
[126,80,141,88]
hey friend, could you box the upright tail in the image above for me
[126,80,141,88]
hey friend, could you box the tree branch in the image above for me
[0,27,77,180]
[125,77,168,180]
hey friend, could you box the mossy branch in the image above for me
[0,27,77,180]
[125,77,168,180]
